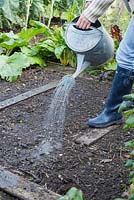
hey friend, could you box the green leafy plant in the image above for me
[47,0,56,28]
[33,22,77,67]
[0,20,76,81]
[58,187,86,200]
[18,0,45,28]
[118,94,134,130]
[115,94,134,200]
[115,140,134,200]
[0,0,22,28]
[0,0,84,29]
[0,21,50,81]
[0,0,45,28]
[0,52,44,81]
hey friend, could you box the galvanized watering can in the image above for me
[65,17,114,78]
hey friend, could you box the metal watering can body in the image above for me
[65,17,114,78]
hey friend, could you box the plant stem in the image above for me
[25,0,33,29]
[47,0,55,28]
[6,49,13,56]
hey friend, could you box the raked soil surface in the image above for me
[0,66,133,200]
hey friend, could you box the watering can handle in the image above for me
[62,22,103,34]
[72,22,103,34]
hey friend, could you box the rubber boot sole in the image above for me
[88,118,123,128]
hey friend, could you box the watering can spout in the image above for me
[72,54,90,78]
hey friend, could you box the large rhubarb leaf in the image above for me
[0,52,45,81]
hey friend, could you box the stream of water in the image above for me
[31,54,88,158]
[32,75,76,158]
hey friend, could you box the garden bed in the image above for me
[0,66,133,200]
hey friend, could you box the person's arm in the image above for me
[83,0,115,23]
[76,0,115,29]
[85,0,93,8]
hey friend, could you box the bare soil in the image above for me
[0,66,133,200]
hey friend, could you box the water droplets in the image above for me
[32,75,75,158]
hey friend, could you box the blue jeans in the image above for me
[116,17,134,69]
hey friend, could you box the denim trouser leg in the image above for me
[116,17,134,70]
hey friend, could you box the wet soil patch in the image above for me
[0,67,133,200]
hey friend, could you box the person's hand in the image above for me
[76,15,91,30]
[76,1,92,30]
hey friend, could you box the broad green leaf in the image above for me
[125,159,134,168]
[0,55,22,81]
[125,115,134,130]
[0,52,45,81]
[38,39,55,52]
[58,187,85,200]
[31,1,45,19]
[55,45,66,59]
[18,27,46,42]
[125,141,134,148]
[130,172,134,178]
[124,110,134,118]
[131,151,134,157]
[4,31,18,39]
[28,56,46,68]
[1,0,20,23]
[29,20,46,28]
[119,101,134,113]
[0,31,18,43]
[59,48,71,66]
[123,94,134,101]
[21,46,39,56]
[124,122,134,131]
[50,26,65,45]
[104,60,117,71]
[0,33,9,43]
[29,20,52,36]
[130,178,134,184]
[67,3,77,22]
[66,187,85,200]
[114,199,126,200]
[0,31,25,53]
[67,49,77,67]
[0,27,47,52]
[128,194,134,200]
[8,52,45,69]
[0,38,27,51]
[21,46,34,55]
